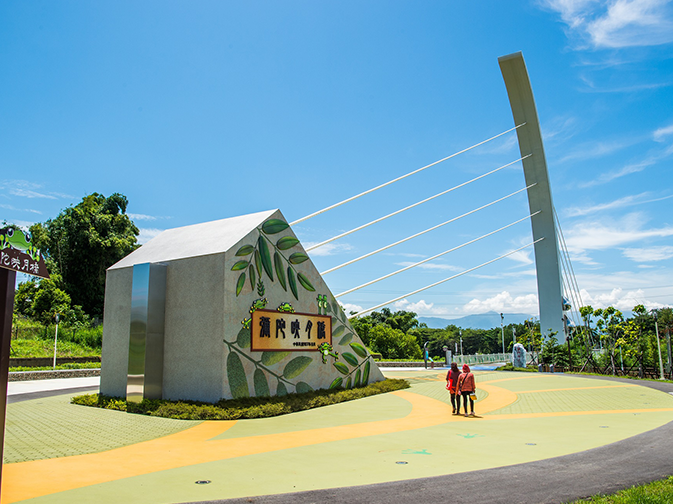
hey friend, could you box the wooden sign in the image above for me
[0,228,49,279]
[251,309,332,351]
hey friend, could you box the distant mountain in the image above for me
[418,312,535,330]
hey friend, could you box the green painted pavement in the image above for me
[5,370,673,504]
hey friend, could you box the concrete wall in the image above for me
[100,267,133,397]
[161,254,224,402]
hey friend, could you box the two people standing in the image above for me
[446,363,476,417]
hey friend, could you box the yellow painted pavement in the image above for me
[4,371,673,504]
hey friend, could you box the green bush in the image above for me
[10,362,100,372]
[72,378,410,420]
[495,363,538,372]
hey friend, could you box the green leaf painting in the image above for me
[287,267,298,300]
[339,333,353,346]
[236,327,251,348]
[296,382,313,394]
[258,236,273,281]
[254,249,263,277]
[354,369,361,388]
[342,352,358,367]
[333,362,349,375]
[297,272,315,292]
[227,352,249,399]
[349,342,367,358]
[276,236,299,250]
[363,360,371,384]
[276,381,288,396]
[248,264,256,290]
[332,325,345,339]
[329,377,343,389]
[235,272,246,296]
[231,260,249,271]
[283,356,312,379]
[235,245,254,256]
[274,252,287,290]
[288,252,309,264]
[261,351,290,366]
[262,219,289,235]
[345,376,352,389]
[253,369,270,397]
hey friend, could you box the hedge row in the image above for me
[72,378,409,420]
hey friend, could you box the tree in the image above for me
[368,325,422,360]
[30,193,139,317]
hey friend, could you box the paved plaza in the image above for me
[3,369,673,504]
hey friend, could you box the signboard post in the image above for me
[0,227,49,493]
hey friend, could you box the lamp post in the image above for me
[459,330,463,364]
[513,326,516,345]
[652,310,665,381]
[52,313,60,370]
[500,313,505,356]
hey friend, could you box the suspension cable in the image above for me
[289,124,526,226]
[350,238,544,317]
[322,183,537,275]
[306,155,530,252]
[336,211,540,298]
[553,206,584,328]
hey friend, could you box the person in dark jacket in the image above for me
[456,364,476,417]
[446,362,461,414]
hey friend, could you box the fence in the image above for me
[456,353,509,365]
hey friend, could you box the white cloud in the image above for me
[304,242,353,257]
[395,261,462,272]
[505,249,534,265]
[0,180,70,200]
[579,159,653,187]
[0,203,41,214]
[653,124,673,142]
[541,0,673,48]
[462,291,539,314]
[579,287,665,311]
[622,245,673,262]
[564,212,673,256]
[393,298,453,316]
[137,228,164,244]
[339,302,364,316]
[564,192,673,216]
[588,0,673,48]
[559,139,633,163]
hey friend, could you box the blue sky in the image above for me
[1,0,672,320]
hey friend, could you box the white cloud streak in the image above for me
[541,0,673,48]
[462,291,539,315]
[622,245,673,261]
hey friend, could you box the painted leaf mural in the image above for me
[254,369,270,397]
[227,352,249,399]
[283,356,312,379]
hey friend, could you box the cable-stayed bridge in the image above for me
[291,52,582,343]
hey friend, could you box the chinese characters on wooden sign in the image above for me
[0,228,49,279]
[251,310,332,351]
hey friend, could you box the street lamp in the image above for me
[459,330,463,364]
[52,313,60,370]
[513,326,516,345]
[500,313,505,356]
[652,309,665,380]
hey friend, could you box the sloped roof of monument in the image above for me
[109,209,279,270]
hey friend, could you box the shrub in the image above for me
[72,378,410,420]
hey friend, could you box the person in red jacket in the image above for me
[456,364,476,417]
[446,362,461,414]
